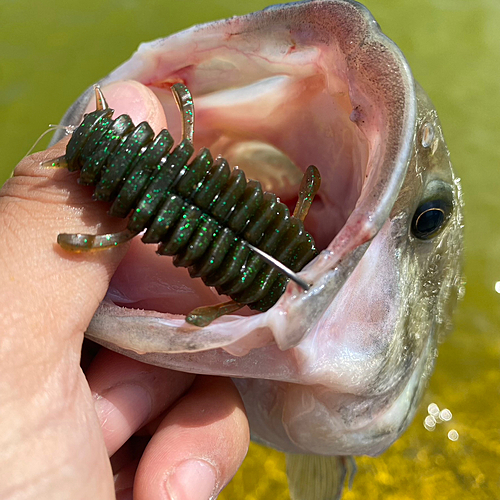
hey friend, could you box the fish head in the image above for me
[56,1,463,457]
[264,83,464,456]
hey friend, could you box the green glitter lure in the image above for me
[43,84,321,326]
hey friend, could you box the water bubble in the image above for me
[427,403,440,417]
[448,429,459,441]
[424,415,436,431]
[495,281,500,294]
[439,409,452,422]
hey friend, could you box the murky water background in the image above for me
[1,0,499,498]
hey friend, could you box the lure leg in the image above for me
[170,83,194,143]
[242,165,322,292]
[185,300,244,327]
[293,165,321,221]
[40,84,110,169]
[40,155,68,168]
[185,165,321,326]
[57,228,137,252]
[93,84,109,111]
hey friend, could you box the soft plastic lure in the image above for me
[44,84,321,326]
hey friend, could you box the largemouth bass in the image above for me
[54,1,464,497]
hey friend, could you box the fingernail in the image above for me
[165,459,217,500]
[94,384,152,449]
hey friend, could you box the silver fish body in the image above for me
[55,1,463,497]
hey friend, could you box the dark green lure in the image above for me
[48,86,320,325]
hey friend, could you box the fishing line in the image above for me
[24,124,76,158]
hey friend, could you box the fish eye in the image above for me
[411,181,454,240]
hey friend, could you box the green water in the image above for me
[1,0,499,498]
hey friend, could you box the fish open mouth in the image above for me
[59,0,416,351]
[107,63,369,317]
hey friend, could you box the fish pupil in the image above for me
[411,199,450,239]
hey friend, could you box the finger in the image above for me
[86,349,195,455]
[134,376,250,500]
[0,80,168,498]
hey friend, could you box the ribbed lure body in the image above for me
[62,108,318,312]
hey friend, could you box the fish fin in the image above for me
[286,453,356,500]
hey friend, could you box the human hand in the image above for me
[0,81,249,500]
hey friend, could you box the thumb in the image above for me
[0,80,167,378]
[0,80,168,499]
